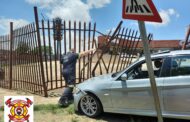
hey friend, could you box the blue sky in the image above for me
[0,0,190,40]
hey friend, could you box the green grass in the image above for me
[34,104,75,115]
[0,106,3,111]
[1,104,75,114]
[0,104,176,122]
[0,111,3,122]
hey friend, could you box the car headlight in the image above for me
[73,87,81,94]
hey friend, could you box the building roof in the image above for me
[139,40,180,48]
[98,35,180,49]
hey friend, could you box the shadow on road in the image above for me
[76,112,190,122]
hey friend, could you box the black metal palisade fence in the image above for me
[0,7,152,97]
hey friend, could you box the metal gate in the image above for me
[0,35,10,89]
[38,20,97,92]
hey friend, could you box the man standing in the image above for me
[59,48,95,106]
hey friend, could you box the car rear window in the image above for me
[171,55,190,76]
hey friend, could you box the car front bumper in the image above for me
[73,90,86,111]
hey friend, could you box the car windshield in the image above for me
[111,58,141,78]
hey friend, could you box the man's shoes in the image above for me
[58,96,73,107]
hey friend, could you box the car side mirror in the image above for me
[120,73,127,81]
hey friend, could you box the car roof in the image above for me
[139,50,190,61]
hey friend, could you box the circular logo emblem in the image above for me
[5,98,33,122]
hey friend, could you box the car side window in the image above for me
[171,55,190,76]
[126,62,148,80]
[126,58,164,80]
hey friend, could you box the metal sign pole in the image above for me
[182,25,190,50]
[138,21,163,122]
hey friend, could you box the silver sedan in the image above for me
[73,50,190,120]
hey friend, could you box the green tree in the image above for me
[32,46,53,55]
[16,41,30,54]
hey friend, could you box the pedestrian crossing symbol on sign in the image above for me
[122,0,162,22]
[125,0,153,15]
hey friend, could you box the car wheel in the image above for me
[79,94,102,117]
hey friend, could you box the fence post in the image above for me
[9,22,13,89]
[34,6,48,97]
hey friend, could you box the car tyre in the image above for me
[79,94,102,117]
